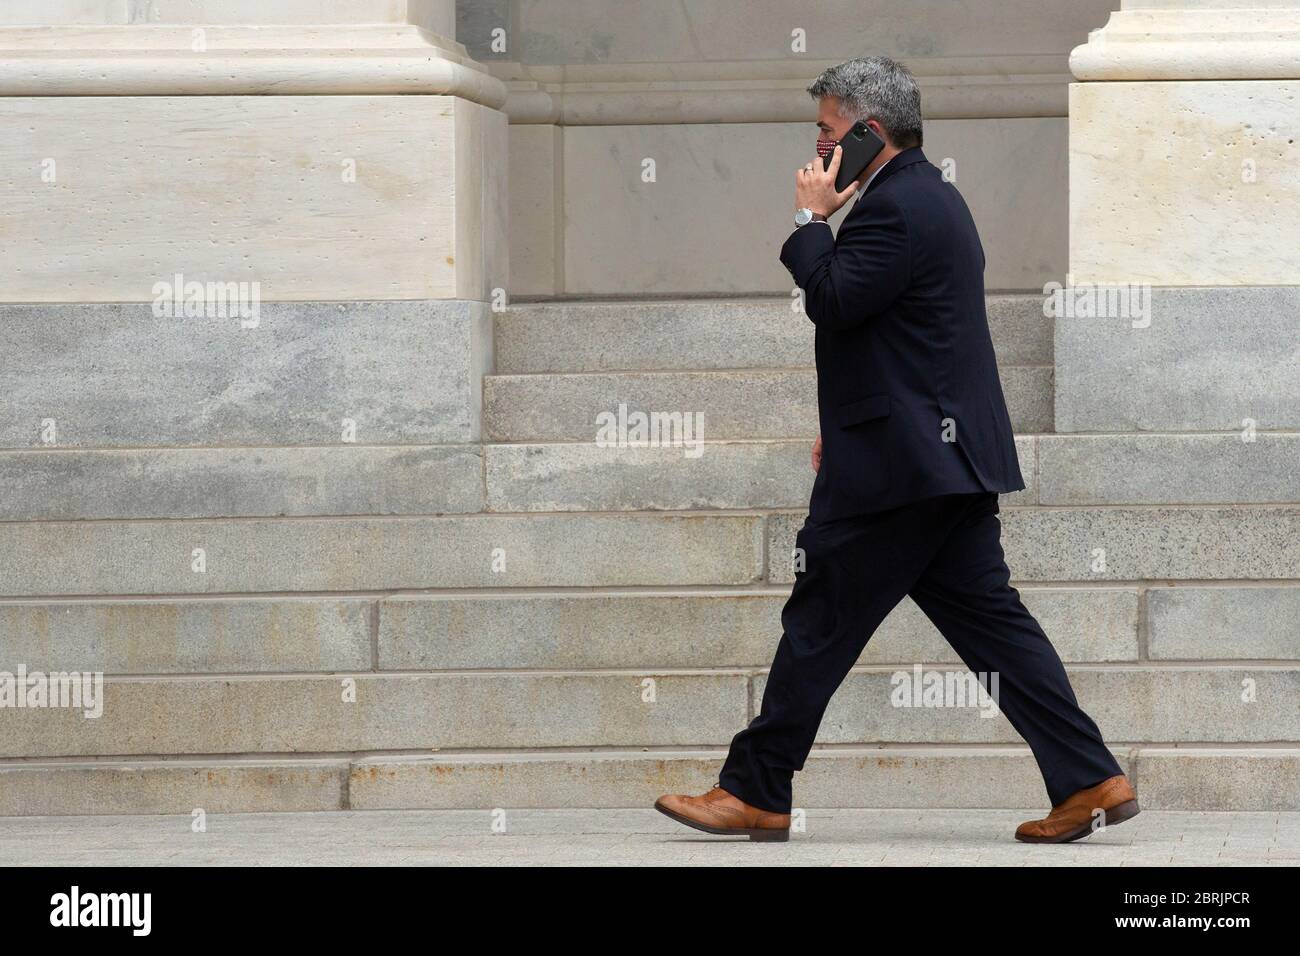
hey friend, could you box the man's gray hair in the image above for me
[806,56,923,148]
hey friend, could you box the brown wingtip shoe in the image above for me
[655,785,791,842]
[1015,774,1140,844]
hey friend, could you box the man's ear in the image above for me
[866,119,890,145]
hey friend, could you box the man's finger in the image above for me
[825,144,843,175]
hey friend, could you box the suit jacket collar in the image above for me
[863,146,928,198]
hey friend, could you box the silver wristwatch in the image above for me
[794,208,826,227]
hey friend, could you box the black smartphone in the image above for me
[823,120,887,193]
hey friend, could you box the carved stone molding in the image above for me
[490,56,1073,126]
[1072,4,1300,80]
[0,24,506,104]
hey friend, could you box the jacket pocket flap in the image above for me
[838,393,891,427]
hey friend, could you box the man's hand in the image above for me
[796,145,861,218]
[812,435,823,473]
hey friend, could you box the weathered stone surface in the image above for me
[0,94,503,301]
[1055,288,1300,431]
[485,440,815,511]
[0,445,484,520]
[456,0,513,62]
[349,747,1119,810]
[863,587,1139,664]
[486,369,819,441]
[0,597,373,673]
[1148,586,1300,660]
[506,123,563,295]
[8,747,1296,815]
[379,590,789,670]
[485,437,1035,511]
[503,0,1109,66]
[984,294,1055,366]
[2,4,428,28]
[787,667,1300,744]
[377,585,1136,670]
[1038,433,1300,505]
[1136,749,1300,812]
[0,512,764,595]
[767,507,1300,584]
[561,117,1070,294]
[0,300,492,446]
[1071,83,1300,286]
[350,751,724,810]
[495,294,1050,373]
[496,298,815,373]
[0,803,1290,863]
[1001,365,1054,434]
[485,367,1050,441]
[997,507,1300,581]
[0,759,348,816]
[1,673,750,758]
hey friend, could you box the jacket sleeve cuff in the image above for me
[779,221,834,282]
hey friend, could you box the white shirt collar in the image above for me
[854,154,895,206]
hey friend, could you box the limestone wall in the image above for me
[459,0,1118,295]
[0,2,504,302]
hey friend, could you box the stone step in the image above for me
[1,506,1295,597]
[4,668,1296,760]
[0,445,484,521]
[0,673,749,758]
[768,506,1300,583]
[482,433,1299,512]
[0,513,764,596]
[1036,432,1300,505]
[798,667,1300,746]
[1146,586,1300,660]
[347,748,1299,813]
[371,582,1296,670]
[1056,287,1300,432]
[1,747,1296,816]
[484,366,1054,441]
[0,596,374,674]
[484,438,1034,512]
[496,295,1052,372]
[0,586,1136,674]
[375,587,1141,670]
[0,301,492,448]
[6,584,1295,676]
[0,758,348,816]
[5,432,1295,521]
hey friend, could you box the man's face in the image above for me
[816,96,856,145]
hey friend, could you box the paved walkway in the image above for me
[0,809,1295,866]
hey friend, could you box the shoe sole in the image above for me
[654,800,790,842]
[1015,798,1141,844]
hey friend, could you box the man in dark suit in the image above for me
[656,56,1138,844]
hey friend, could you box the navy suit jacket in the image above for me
[780,147,1024,520]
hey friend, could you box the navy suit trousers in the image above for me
[720,492,1122,814]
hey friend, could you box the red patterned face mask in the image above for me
[815,138,838,159]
